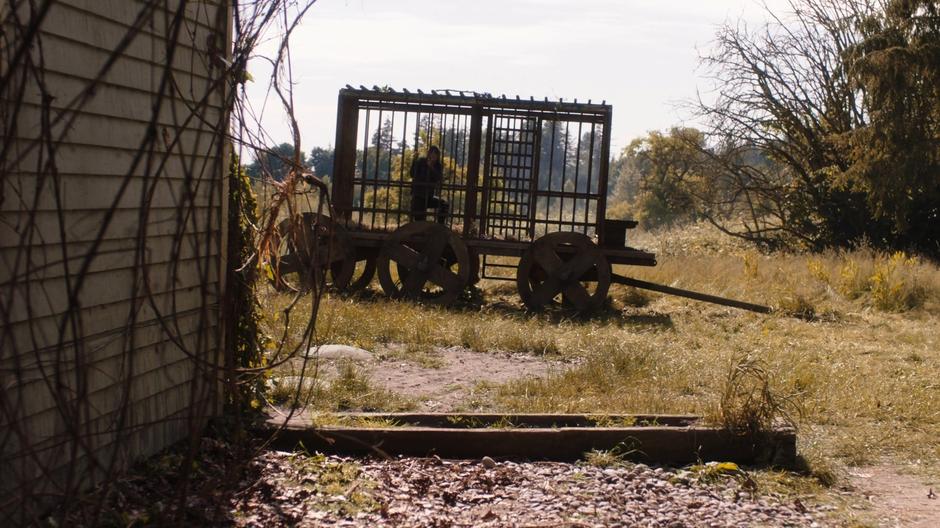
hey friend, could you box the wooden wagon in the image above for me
[275,86,658,311]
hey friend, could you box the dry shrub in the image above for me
[775,292,817,320]
[822,250,931,311]
[742,250,761,280]
[629,221,751,257]
[459,326,485,351]
[868,252,928,311]
[836,257,870,299]
[712,355,803,437]
[628,222,939,314]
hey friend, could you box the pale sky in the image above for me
[244,0,789,155]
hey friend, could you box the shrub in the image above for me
[869,252,926,311]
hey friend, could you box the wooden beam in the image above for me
[262,413,795,466]
[462,105,483,238]
[612,275,772,314]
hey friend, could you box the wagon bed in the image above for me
[274,86,660,311]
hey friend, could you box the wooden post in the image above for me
[595,107,613,245]
[462,105,483,238]
[332,91,359,220]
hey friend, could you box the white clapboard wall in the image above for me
[1,0,231,507]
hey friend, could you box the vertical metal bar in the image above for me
[479,113,494,236]
[411,111,421,225]
[448,113,460,225]
[596,108,613,245]
[398,110,408,228]
[512,117,534,238]
[383,111,395,230]
[492,116,503,237]
[426,112,434,153]
[516,118,524,237]
[584,122,596,229]
[370,110,383,229]
[458,113,469,168]
[439,111,449,226]
[518,118,527,237]
[547,119,557,193]
[361,108,371,226]
[491,116,499,236]
[441,111,449,154]
[414,111,421,155]
[573,120,583,227]
[463,105,483,239]
[505,117,514,238]
[559,121,570,226]
[451,113,463,222]
[505,117,512,237]
[546,119,556,231]
[526,118,542,240]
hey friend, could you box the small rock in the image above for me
[306,344,372,361]
[482,456,497,469]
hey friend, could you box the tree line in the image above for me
[247,0,938,256]
[631,0,937,256]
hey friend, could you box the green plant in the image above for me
[869,252,926,311]
[227,153,269,411]
[582,439,643,468]
[284,452,377,516]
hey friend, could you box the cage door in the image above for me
[481,115,540,241]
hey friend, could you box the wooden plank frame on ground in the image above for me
[263,413,797,467]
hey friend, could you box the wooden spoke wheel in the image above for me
[517,231,611,312]
[377,221,470,305]
[467,248,481,286]
[334,251,377,292]
[270,213,354,293]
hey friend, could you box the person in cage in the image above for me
[410,145,449,224]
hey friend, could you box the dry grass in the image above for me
[259,221,940,498]
[627,222,939,315]
[267,359,414,412]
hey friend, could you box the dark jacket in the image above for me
[410,157,443,197]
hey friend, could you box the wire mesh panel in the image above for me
[481,115,539,240]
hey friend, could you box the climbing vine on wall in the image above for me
[227,153,269,411]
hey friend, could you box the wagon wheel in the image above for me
[334,252,377,291]
[517,231,611,312]
[467,248,481,286]
[271,213,354,292]
[377,221,470,305]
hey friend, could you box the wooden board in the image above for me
[263,413,796,466]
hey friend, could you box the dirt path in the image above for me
[848,465,940,527]
[303,343,562,411]
[368,345,561,410]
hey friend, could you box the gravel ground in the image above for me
[235,452,825,527]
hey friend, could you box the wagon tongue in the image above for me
[611,274,772,314]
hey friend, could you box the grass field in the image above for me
[259,222,940,520]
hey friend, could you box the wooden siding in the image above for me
[1,0,230,509]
